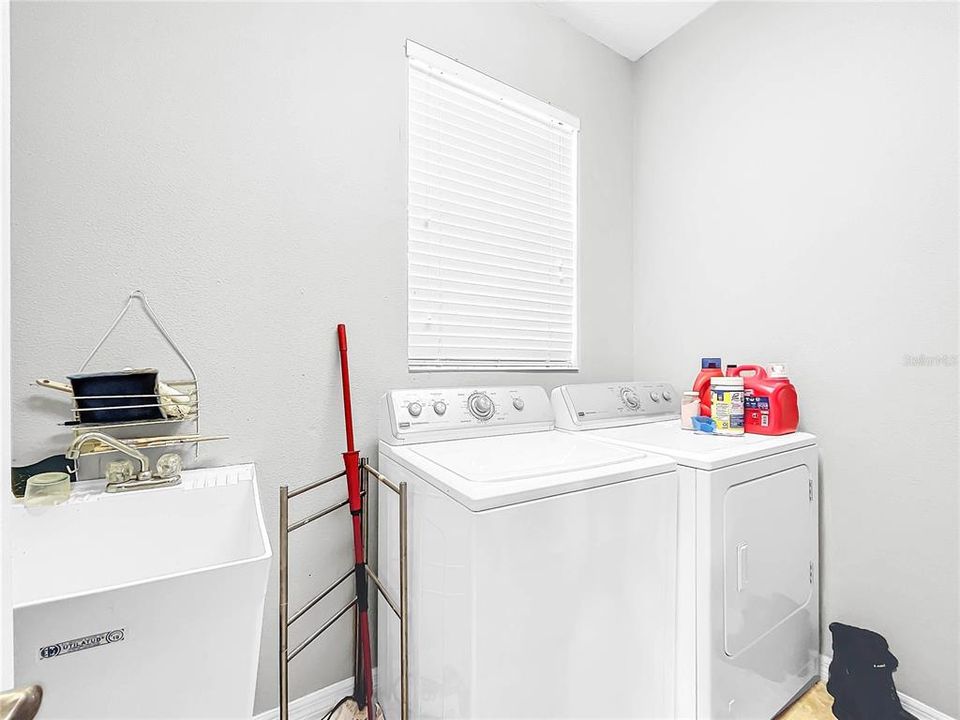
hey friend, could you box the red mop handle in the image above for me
[337,324,356,454]
[338,325,363,515]
[337,324,375,715]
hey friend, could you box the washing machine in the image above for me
[376,385,679,720]
[552,382,820,720]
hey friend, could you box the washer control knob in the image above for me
[468,392,495,421]
[662,389,673,403]
[433,400,447,416]
[622,389,641,410]
[407,402,422,417]
[513,397,525,411]
[649,390,661,403]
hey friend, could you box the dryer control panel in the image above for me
[552,382,681,431]
[379,385,554,445]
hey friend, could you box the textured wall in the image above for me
[10,2,634,712]
[632,3,959,714]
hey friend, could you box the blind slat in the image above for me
[409,360,573,369]
[409,97,574,170]
[411,160,571,217]
[411,287,573,312]
[410,164,574,219]
[408,53,578,371]
[410,94,574,162]
[410,224,574,261]
[410,141,574,200]
[410,320,574,336]
[410,256,570,289]
[411,275,573,305]
[410,197,574,244]
[411,297,573,319]
[410,70,575,144]
[410,306,575,327]
[410,132,573,191]
[411,182,575,235]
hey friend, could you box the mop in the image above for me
[326,324,384,720]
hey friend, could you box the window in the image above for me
[406,41,579,371]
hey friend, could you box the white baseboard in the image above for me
[820,654,956,720]
[253,676,355,720]
[256,661,956,720]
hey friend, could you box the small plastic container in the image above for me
[681,391,700,430]
[24,472,71,506]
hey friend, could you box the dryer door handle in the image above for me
[737,543,749,592]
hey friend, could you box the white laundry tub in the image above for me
[11,463,271,719]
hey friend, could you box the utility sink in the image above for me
[11,463,271,719]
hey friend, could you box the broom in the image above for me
[326,324,383,720]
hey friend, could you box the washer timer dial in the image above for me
[621,388,641,410]
[467,392,496,421]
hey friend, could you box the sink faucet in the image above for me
[66,432,179,492]
[67,432,152,481]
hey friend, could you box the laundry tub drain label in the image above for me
[40,628,124,659]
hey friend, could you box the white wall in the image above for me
[10,2,634,712]
[632,2,959,715]
[14,1,959,715]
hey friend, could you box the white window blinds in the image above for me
[407,41,580,371]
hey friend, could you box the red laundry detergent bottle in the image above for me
[693,358,723,416]
[728,364,799,435]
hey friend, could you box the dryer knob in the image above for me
[408,402,422,417]
[662,389,673,403]
[649,390,661,403]
[622,390,641,410]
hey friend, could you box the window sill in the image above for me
[408,366,581,373]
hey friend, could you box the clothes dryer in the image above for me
[553,382,820,720]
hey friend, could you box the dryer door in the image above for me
[722,464,814,657]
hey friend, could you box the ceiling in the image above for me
[540,2,715,61]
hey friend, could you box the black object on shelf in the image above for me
[66,369,164,424]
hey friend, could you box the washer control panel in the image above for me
[380,386,554,444]
[552,382,680,431]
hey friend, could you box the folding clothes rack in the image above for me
[278,458,408,720]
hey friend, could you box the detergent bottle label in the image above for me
[711,389,744,435]
[745,392,771,428]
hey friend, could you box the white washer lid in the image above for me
[585,420,816,470]
[381,430,676,511]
